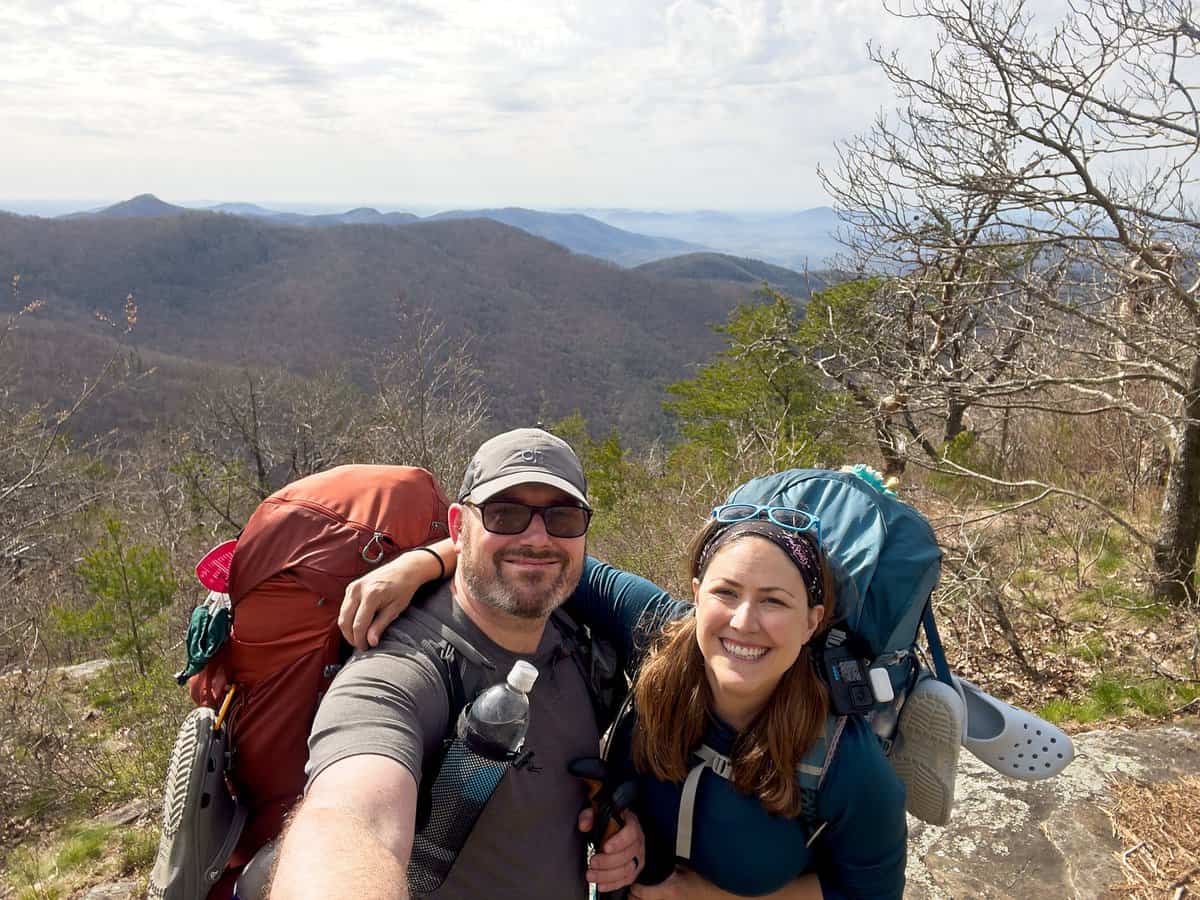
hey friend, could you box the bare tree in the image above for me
[363,298,490,490]
[820,0,1200,602]
[800,257,1050,476]
[171,367,366,528]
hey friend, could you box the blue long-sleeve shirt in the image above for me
[566,557,907,900]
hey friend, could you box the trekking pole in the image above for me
[213,684,237,732]
[569,758,638,900]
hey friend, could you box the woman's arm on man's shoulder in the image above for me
[565,557,690,674]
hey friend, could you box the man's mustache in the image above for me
[496,549,568,564]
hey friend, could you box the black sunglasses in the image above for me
[465,500,592,539]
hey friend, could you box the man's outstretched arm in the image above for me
[271,754,418,900]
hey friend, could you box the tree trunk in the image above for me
[1152,355,1200,605]
[944,394,968,444]
[874,414,906,477]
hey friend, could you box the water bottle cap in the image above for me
[506,660,539,693]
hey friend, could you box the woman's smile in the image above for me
[719,638,769,661]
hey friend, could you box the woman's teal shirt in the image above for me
[566,557,907,900]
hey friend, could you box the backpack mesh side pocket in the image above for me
[406,739,512,896]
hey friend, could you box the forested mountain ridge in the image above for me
[633,252,826,299]
[583,206,843,270]
[426,207,704,266]
[50,194,707,267]
[1,210,763,436]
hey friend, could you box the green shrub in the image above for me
[85,658,193,802]
[53,517,176,675]
[1040,675,1200,723]
[119,827,159,873]
[55,824,114,872]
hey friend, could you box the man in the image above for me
[271,428,644,899]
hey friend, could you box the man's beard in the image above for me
[459,531,583,620]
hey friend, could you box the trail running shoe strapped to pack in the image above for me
[148,707,246,900]
[889,675,965,826]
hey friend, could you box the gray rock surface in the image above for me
[906,723,1200,899]
[79,879,140,900]
[96,798,153,826]
[55,659,117,681]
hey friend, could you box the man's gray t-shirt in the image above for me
[306,582,601,899]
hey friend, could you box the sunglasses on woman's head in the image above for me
[465,500,593,539]
[711,503,822,545]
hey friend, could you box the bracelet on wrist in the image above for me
[412,545,446,580]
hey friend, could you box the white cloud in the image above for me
[1,0,940,210]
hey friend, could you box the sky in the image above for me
[1,0,940,214]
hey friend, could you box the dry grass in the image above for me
[1105,775,1200,898]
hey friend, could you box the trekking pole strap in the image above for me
[922,606,954,686]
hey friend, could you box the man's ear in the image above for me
[448,503,467,547]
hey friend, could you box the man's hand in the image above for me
[339,538,455,650]
[580,806,646,892]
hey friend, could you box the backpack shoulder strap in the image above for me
[549,606,625,730]
[404,601,619,734]
[676,720,844,859]
[401,598,498,831]
[674,743,732,861]
[797,715,847,846]
[401,602,496,726]
[674,714,846,855]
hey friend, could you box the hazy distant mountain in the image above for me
[65,193,189,219]
[52,194,845,271]
[634,252,830,299]
[56,196,702,267]
[1,210,758,437]
[427,207,705,266]
[579,207,844,270]
[209,202,281,217]
[309,207,421,226]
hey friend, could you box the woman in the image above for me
[575,508,906,900]
[341,506,906,899]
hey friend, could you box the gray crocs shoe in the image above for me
[147,707,246,900]
[956,676,1074,781]
[889,675,965,826]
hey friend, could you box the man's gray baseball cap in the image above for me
[459,428,590,507]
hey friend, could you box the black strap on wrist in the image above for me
[412,545,446,580]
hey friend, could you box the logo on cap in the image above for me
[514,448,543,465]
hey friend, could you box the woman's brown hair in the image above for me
[631,517,838,818]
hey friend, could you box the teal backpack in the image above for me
[728,466,951,704]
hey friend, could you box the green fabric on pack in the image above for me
[175,604,231,684]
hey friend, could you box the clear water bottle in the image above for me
[461,660,538,756]
[407,661,538,896]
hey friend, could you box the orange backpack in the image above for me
[187,465,449,895]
